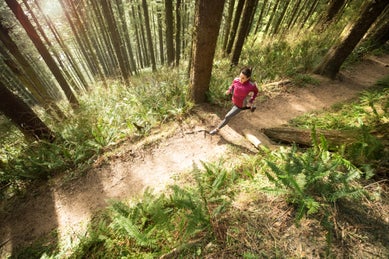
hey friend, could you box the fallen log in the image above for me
[263,127,360,147]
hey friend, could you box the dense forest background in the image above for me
[0,0,389,257]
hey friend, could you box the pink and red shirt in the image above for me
[228,78,259,108]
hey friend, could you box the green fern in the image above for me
[261,133,365,222]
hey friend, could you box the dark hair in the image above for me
[240,67,252,78]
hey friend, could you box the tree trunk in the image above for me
[165,0,175,66]
[365,8,389,50]
[157,5,165,65]
[0,23,55,106]
[272,0,291,35]
[317,0,347,31]
[33,0,90,92]
[189,0,225,103]
[142,0,157,71]
[264,0,280,35]
[60,0,107,87]
[0,35,65,120]
[226,0,245,55]
[230,0,258,66]
[314,0,389,79]
[222,0,235,53]
[254,0,268,34]
[116,0,137,75]
[101,0,130,85]
[0,81,55,141]
[5,0,79,109]
[130,3,144,69]
[285,0,302,31]
[175,0,182,66]
[137,4,150,68]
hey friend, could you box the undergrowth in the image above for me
[28,131,384,258]
[0,67,191,194]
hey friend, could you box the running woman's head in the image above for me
[239,67,252,83]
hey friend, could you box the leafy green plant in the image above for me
[261,135,365,222]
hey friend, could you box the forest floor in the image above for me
[1,54,389,257]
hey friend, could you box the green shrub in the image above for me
[261,136,366,222]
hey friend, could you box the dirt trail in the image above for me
[0,55,388,256]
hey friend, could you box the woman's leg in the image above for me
[217,105,242,129]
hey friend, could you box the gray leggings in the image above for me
[217,105,242,129]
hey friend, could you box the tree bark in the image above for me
[222,0,235,53]
[317,0,347,31]
[101,0,130,85]
[0,81,55,141]
[264,0,280,35]
[226,0,245,55]
[254,0,268,34]
[165,1,175,66]
[272,0,291,35]
[175,0,182,66]
[314,0,389,79]
[142,0,157,71]
[189,0,225,103]
[116,0,137,75]
[364,8,389,50]
[230,0,258,66]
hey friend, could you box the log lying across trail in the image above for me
[263,127,375,148]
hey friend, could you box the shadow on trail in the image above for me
[0,181,60,257]
[0,169,111,258]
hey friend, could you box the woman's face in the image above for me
[239,72,249,83]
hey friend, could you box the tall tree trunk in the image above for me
[314,0,389,79]
[101,0,130,85]
[32,0,90,92]
[317,0,347,31]
[157,6,165,65]
[175,0,182,66]
[142,0,157,71]
[299,0,320,30]
[189,0,225,103]
[5,0,79,109]
[22,0,84,95]
[137,4,150,67]
[116,0,137,75]
[0,81,55,141]
[364,8,389,50]
[0,25,65,120]
[264,0,280,35]
[165,0,175,66]
[130,4,144,68]
[0,23,50,104]
[254,0,268,33]
[230,0,258,66]
[222,0,235,53]
[272,0,291,35]
[60,0,107,87]
[285,0,302,31]
[226,0,245,55]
